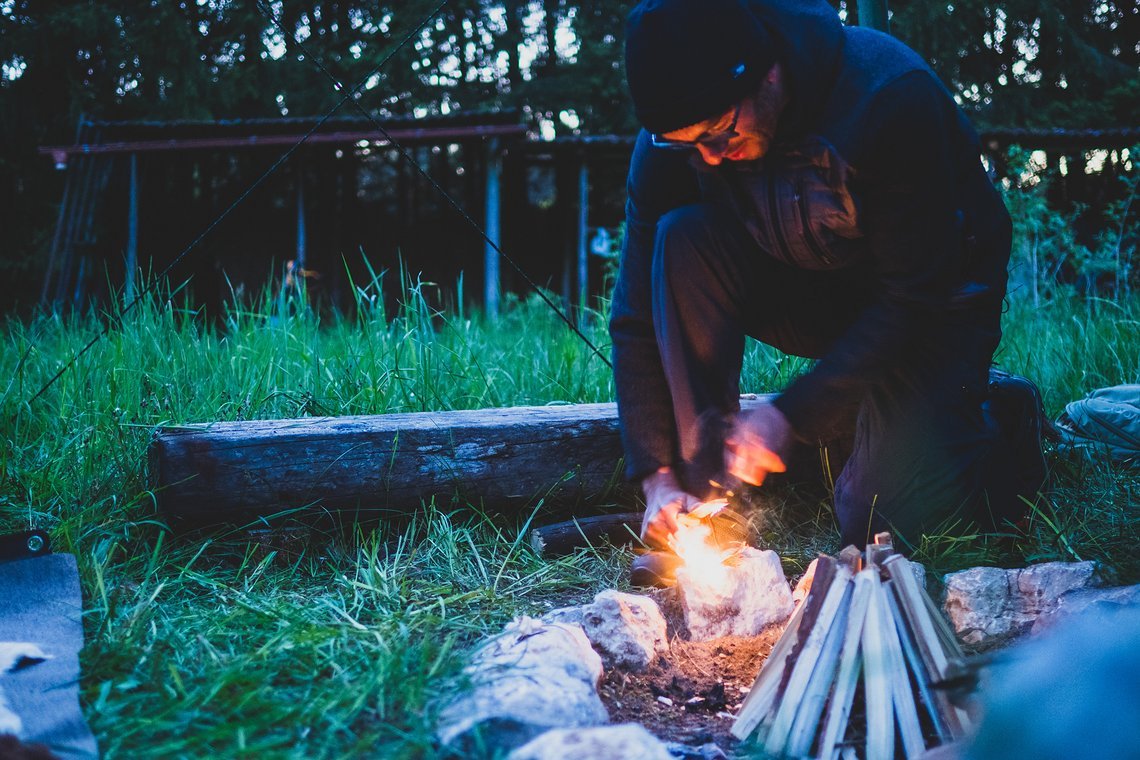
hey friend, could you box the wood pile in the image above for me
[731,533,971,759]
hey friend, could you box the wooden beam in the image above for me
[152,398,775,527]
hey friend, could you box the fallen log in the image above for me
[152,399,785,527]
[529,513,642,556]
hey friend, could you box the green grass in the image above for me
[1,275,1137,758]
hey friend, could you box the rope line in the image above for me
[256,1,612,369]
[29,0,450,404]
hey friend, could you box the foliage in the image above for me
[890,0,1140,130]
[1004,145,1139,305]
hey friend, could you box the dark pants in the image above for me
[652,203,1014,549]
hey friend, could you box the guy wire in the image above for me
[28,0,451,404]
[257,1,613,369]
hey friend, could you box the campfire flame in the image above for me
[669,503,736,593]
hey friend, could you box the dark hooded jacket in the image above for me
[610,0,1012,481]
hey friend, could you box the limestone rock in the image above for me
[666,740,729,759]
[437,617,608,754]
[942,561,1099,647]
[676,547,794,640]
[580,590,669,671]
[507,723,674,760]
[542,605,586,628]
[1030,583,1140,634]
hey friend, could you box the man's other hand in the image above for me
[640,467,702,550]
[726,402,792,485]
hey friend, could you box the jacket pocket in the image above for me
[736,137,864,270]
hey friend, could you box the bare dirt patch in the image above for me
[597,585,784,751]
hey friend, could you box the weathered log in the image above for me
[151,399,782,527]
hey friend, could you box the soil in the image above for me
[597,585,785,754]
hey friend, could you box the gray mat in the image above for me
[0,554,98,759]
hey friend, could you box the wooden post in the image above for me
[125,153,139,303]
[295,167,307,273]
[857,0,889,32]
[483,137,502,319]
[576,160,589,321]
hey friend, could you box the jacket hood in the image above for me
[744,0,846,137]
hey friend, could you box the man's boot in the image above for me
[986,368,1051,517]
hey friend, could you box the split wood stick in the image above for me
[920,590,974,731]
[818,569,875,760]
[885,582,951,744]
[786,574,856,757]
[862,572,895,760]
[764,565,853,757]
[730,596,809,740]
[884,555,968,737]
[922,587,967,659]
[881,580,927,758]
[867,532,895,567]
[732,556,837,742]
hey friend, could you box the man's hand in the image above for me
[726,401,792,486]
[640,467,702,550]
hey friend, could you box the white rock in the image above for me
[0,642,50,673]
[542,605,586,628]
[666,741,729,759]
[942,561,1099,647]
[437,617,608,754]
[676,547,794,640]
[473,616,604,685]
[507,723,674,760]
[579,590,668,671]
[1030,583,1140,634]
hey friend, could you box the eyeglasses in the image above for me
[650,102,742,152]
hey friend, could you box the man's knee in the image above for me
[653,203,729,283]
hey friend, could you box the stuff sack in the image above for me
[1055,384,1140,465]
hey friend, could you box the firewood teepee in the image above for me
[731,533,971,759]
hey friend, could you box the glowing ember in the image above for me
[668,507,737,593]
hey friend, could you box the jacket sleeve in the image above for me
[773,71,969,439]
[610,131,702,480]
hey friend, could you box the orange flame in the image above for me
[669,504,736,593]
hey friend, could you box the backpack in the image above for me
[1055,385,1140,465]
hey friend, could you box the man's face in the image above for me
[659,63,786,166]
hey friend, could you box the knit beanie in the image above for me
[625,0,778,135]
